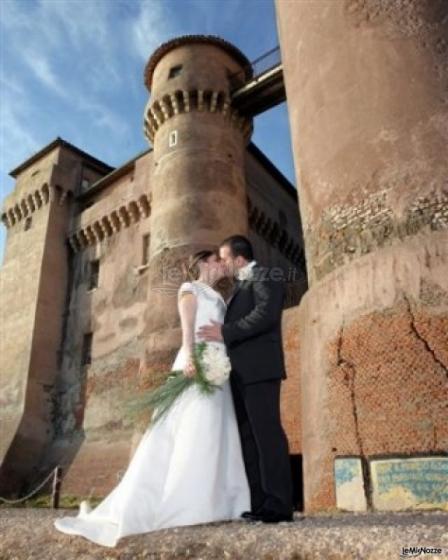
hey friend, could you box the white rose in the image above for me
[202,344,231,386]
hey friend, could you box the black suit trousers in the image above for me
[230,374,293,516]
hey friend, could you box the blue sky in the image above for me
[0,0,295,264]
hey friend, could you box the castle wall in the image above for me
[43,152,153,495]
[298,234,448,511]
[245,148,307,306]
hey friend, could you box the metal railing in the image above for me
[229,46,282,92]
[0,466,62,508]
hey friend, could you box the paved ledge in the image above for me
[0,509,447,559]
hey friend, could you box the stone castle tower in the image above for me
[141,36,254,374]
[0,145,112,494]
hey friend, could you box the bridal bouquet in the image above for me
[126,342,231,425]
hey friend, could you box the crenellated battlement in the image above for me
[143,89,252,143]
[1,183,71,229]
[67,193,151,252]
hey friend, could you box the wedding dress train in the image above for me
[54,281,250,547]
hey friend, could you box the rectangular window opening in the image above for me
[142,233,150,265]
[82,332,93,366]
[168,65,183,79]
[89,259,100,290]
[168,130,178,148]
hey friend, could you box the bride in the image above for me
[54,249,250,547]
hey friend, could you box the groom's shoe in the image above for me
[240,510,259,520]
[259,511,294,523]
[242,510,294,523]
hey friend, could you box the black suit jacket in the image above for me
[222,264,287,385]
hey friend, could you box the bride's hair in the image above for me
[184,250,217,281]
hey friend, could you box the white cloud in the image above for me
[0,0,133,140]
[0,77,41,196]
[38,0,121,86]
[1,0,121,92]
[24,51,67,98]
[40,0,109,47]
[79,99,130,137]
[132,0,177,61]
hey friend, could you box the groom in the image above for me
[197,234,293,523]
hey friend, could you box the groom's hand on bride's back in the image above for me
[197,320,224,342]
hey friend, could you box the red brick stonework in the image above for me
[296,233,448,512]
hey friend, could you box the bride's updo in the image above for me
[184,250,217,281]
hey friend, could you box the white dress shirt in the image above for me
[236,260,257,281]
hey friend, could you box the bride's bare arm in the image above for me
[178,292,197,377]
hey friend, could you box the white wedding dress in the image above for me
[54,280,250,547]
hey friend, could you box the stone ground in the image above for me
[0,509,447,560]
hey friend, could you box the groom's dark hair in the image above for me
[220,235,254,261]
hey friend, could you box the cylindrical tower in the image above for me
[276,1,448,512]
[142,36,253,372]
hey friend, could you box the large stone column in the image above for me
[276,1,448,511]
[141,36,253,373]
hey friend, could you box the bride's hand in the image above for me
[183,355,197,378]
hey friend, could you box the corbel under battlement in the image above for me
[67,193,151,253]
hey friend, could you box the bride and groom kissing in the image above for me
[54,234,294,548]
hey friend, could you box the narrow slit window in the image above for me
[82,332,93,366]
[169,130,178,148]
[142,233,150,265]
[89,259,100,290]
[168,64,182,79]
[24,217,32,231]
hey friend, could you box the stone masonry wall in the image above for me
[277,0,448,512]
[43,153,153,496]
[298,232,448,511]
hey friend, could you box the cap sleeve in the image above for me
[178,282,196,299]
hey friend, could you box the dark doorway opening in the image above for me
[290,454,303,511]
